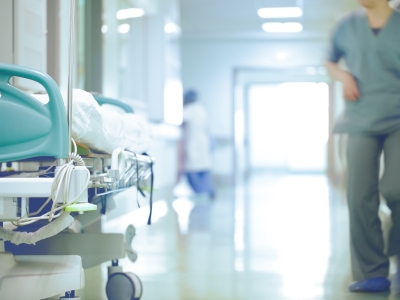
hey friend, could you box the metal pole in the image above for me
[67,0,76,156]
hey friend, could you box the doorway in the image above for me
[247,82,329,174]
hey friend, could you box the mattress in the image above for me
[32,89,152,154]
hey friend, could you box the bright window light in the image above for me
[116,8,145,20]
[101,25,108,34]
[262,22,303,33]
[164,22,180,34]
[249,82,329,172]
[276,51,289,61]
[118,24,130,34]
[258,7,303,18]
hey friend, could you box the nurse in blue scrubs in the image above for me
[326,0,400,293]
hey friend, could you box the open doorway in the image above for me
[247,82,329,174]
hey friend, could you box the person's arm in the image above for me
[326,18,360,102]
[325,61,359,101]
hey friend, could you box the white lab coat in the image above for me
[183,102,212,172]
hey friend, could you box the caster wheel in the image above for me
[60,290,80,299]
[106,272,143,300]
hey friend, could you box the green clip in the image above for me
[65,203,97,212]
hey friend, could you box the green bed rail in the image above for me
[93,95,134,113]
[0,63,68,163]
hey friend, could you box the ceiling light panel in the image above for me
[116,8,145,20]
[258,7,303,18]
[164,23,180,34]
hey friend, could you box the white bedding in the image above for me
[32,89,152,154]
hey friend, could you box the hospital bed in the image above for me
[0,63,153,300]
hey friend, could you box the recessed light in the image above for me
[116,8,145,20]
[118,24,130,34]
[262,22,303,33]
[258,7,303,18]
[164,23,180,34]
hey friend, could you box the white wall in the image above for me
[148,124,181,189]
[0,0,47,92]
[14,0,47,91]
[0,0,13,65]
[181,39,329,176]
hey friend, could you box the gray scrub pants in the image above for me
[347,130,400,281]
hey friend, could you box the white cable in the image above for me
[14,138,90,226]
[38,160,57,176]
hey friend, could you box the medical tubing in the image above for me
[38,160,57,176]
[15,139,89,226]
[22,161,58,217]
[29,196,52,217]
[16,165,89,225]
[0,212,74,245]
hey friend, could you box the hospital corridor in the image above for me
[2,0,400,299]
[84,174,354,300]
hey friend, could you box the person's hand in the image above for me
[341,72,359,101]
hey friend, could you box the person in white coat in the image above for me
[180,90,215,198]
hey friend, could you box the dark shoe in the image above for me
[349,277,391,293]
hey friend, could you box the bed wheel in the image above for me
[106,272,143,300]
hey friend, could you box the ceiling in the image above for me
[180,0,358,40]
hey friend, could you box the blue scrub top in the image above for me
[327,9,400,135]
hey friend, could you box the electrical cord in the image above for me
[142,153,154,226]
[14,138,90,226]
[132,151,141,208]
[125,151,154,225]
[38,160,57,176]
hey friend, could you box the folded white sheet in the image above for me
[32,89,152,154]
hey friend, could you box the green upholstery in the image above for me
[0,64,68,162]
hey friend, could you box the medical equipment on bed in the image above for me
[0,67,152,299]
[0,70,151,300]
[0,1,151,299]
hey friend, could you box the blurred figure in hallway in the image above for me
[326,0,400,294]
[178,90,215,198]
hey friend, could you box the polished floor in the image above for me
[76,173,400,300]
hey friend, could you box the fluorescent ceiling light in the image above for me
[116,8,145,20]
[164,22,180,34]
[118,24,130,34]
[258,7,303,18]
[262,22,303,33]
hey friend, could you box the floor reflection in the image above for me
[79,172,400,300]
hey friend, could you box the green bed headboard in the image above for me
[93,95,134,113]
[0,63,68,163]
